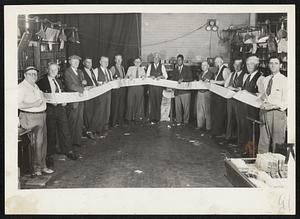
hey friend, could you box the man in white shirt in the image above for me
[82,57,99,140]
[241,55,265,157]
[110,55,127,127]
[146,53,168,124]
[211,56,231,137]
[94,56,113,137]
[224,58,247,146]
[18,66,54,176]
[258,56,287,154]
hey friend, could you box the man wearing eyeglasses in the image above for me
[18,66,54,176]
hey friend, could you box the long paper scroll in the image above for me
[43,78,263,108]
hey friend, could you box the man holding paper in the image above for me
[146,53,168,124]
[196,60,214,131]
[64,55,87,148]
[224,58,247,146]
[210,56,231,137]
[172,54,193,126]
[258,56,287,154]
[125,57,146,122]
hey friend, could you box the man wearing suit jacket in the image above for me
[37,63,79,163]
[172,54,193,126]
[93,56,113,137]
[82,57,99,140]
[64,55,87,147]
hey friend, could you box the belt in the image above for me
[19,110,46,114]
[198,90,209,93]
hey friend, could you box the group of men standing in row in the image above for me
[18,52,287,177]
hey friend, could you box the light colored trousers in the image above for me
[196,91,211,129]
[19,112,47,171]
[175,93,191,124]
[258,109,287,154]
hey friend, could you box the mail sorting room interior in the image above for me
[17,12,289,188]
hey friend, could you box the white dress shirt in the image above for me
[18,79,46,112]
[48,76,61,93]
[262,72,287,111]
[146,63,168,79]
[126,66,145,78]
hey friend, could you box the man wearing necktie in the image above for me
[146,53,168,124]
[110,55,127,127]
[224,58,246,148]
[37,62,80,166]
[82,57,99,140]
[125,57,146,122]
[240,56,265,157]
[171,54,193,126]
[210,56,231,137]
[64,55,87,148]
[196,60,215,131]
[258,56,287,154]
[94,56,113,137]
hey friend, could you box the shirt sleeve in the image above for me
[18,84,25,107]
[161,64,168,79]
[256,75,265,94]
[280,78,288,111]
[146,65,151,77]
[222,68,231,81]
[224,72,233,88]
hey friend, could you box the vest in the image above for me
[229,71,246,88]
[215,65,226,81]
[242,71,261,94]
[150,63,163,77]
[114,65,125,79]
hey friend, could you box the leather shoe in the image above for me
[42,167,54,174]
[86,131,96,140]
[46,156,54,167]
[66,151,79,160]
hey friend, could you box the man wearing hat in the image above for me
[64,55,87,147]
[18,66,54,176]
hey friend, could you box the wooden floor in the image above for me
[26,121,235,188]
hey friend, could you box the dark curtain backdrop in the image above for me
[29,13,141,69]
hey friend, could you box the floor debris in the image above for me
[134,170,143,174]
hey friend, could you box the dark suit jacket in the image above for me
[37,75,65,93]
[64,67,85,108]
[82,68,96,86]
[198,70,215,81]
[97,67,113,83]
[171,65,193,95]
[37,75,65,108]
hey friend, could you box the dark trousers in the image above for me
[96,91,111,134]
[246,105,260,147]
[236,100,248,147]
[66,102,84,146]
[46,105,72,155]
[83,97,98,132]
[149,85,163,122]
[175,92,191,124]
[225,98,238,140]
[211,93,227,136]
[110,87,126,126]
[126,86,144,121]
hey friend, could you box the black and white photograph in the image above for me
[4,4,296,214]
